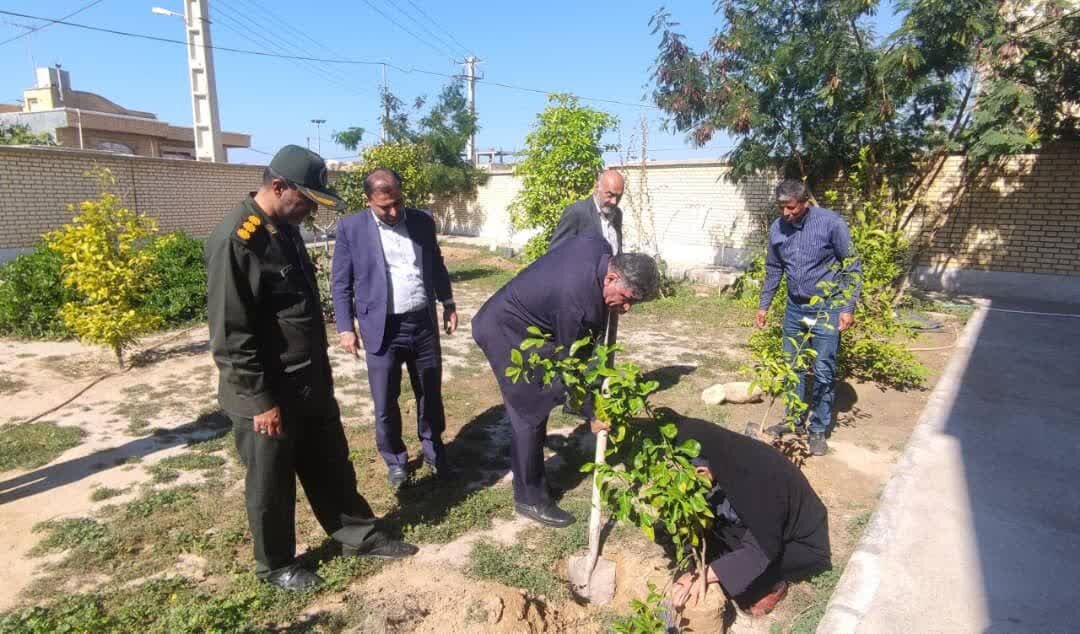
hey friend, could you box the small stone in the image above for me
[701,384,727,405]
[722,382,764,404]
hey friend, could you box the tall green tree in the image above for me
[510,94,617,261]
[650,0,1078,195]
[335,80,483,212]
[331,126,365,152]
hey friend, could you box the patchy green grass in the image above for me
[30,518,109,556]
[0,576,318,634]
[0,375,27,395]
[0,421,84,471]
[402,487,514,543]
[10,468,383,633]
[147,453,227,484]
[789,567,843,634]
[90,487,125,502]
[124,486,199,519]
[111,400,166,427]
[466,498,590,599]
[632,287,754,330]
[316,553,386,591]
[443,247,519,292]
[468,540,561,598]
[847,510,873,538]
[125,419,151,435]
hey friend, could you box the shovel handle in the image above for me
[585,311,619,577]
[586,429,608,572]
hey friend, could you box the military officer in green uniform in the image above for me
[206,145,417,591]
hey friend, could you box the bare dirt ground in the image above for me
[0,243,964,632]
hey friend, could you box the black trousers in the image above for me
[503,396,554,507]
[365,308,446,468]
[231,393,377,578]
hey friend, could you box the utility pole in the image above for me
[154,2,224,161]
[311,119,325,155]
[463,56,480,165]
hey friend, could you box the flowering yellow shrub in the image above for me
[45,169,161,366]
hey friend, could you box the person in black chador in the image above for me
[668,420,832,616]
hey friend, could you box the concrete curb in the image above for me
[816,300,991,633]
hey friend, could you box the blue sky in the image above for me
[0,0,903,165]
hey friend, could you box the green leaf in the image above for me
[510,348,522,365]
[659,423,678,439]
[679,438,701,457]
[526,325,543,336]
[580,462,596,473]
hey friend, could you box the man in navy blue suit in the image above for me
[472,237,659,527]
[332,168,456,490]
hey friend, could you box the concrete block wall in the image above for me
[431,168,524,246]
[431,160,778,272]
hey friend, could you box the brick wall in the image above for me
[909,147,1080,276]
[3,144,1077,279]
[0,145,263,249]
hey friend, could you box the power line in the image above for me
[217,0,355,85]
[211,0,363,93]
[402,0,474,58]
[358,0,456,61]
[0,0,105,47]
[395,0,470,60]
[0,9,661,111]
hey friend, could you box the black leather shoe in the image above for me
[264,565,323,592]
[343,533,419,560]
[387,465,408,491]
[515,501,575,528]
[809,432,828,456]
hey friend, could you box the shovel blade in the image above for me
[568,553,616,605]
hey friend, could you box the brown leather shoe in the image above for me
[749,580,789,616]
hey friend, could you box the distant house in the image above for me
[0,66,250,161]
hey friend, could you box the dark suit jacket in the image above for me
[472,236,612,414]
[331,208,452,354]
[549,197,623,254]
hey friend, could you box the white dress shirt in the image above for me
[594,196,620,254]
[373,210,428,314]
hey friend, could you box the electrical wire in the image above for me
[215,0,357,86]
[395,0,471,60]
[402,0,474,58]
[0,9,661,111]
[0,0,106,46]
[358,0,457,61]
[211,0,367,95]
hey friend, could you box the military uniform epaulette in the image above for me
[231,212,275,251]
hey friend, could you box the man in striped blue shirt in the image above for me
[755,180,861,456]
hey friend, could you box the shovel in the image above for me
[568,312,619,604]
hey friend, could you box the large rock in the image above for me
[722,381,764,404]
[701,384,727,405]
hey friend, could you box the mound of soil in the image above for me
[355,567,597,633]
